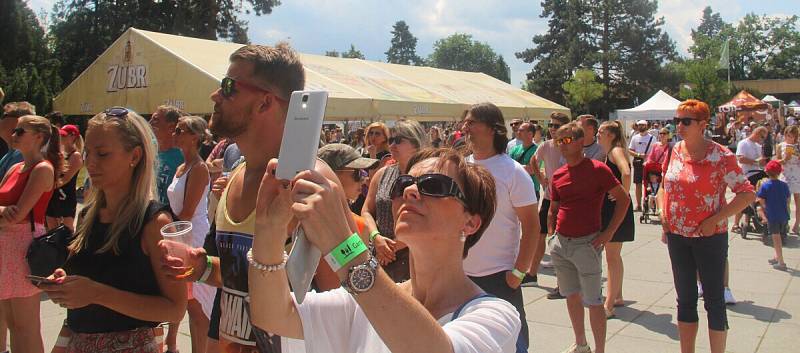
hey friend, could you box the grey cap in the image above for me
[318,143,379,170]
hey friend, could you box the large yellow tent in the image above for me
[53,28,569,121]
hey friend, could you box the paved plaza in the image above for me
[38,217,799,352]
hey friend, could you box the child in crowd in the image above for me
[757,160,790,271]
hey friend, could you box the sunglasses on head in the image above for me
[220,77,280,99]
[555,136,574,145]
[673,117,702,126]
[390,173,467,204]
[388,136,407,145]
[12,127,26,136]
[104,106,129,119]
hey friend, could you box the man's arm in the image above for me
[510,204,540,287]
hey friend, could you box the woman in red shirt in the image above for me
[0,115,60,353]
[660,100,755,353]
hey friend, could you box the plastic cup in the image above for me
[161,221,194,278]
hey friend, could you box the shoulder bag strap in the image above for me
[514,144,536,164]
[643,135,654,155]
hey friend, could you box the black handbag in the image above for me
[26,215,73,277]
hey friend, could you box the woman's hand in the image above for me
[259,160,293,232]
[211,176,230,199]
[158,243,207,282]
[366,144,377,158]
[374,235,397,265]
[289,169,353,253]
[698,215,719,236]
[39,269,100,309]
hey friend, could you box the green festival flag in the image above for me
[718,39,730,70]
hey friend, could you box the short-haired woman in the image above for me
[362,120,430,282]
[249,148,521,353]
[363,122,391,161]
[0,115,60,353]
[39,108,186,353]
[660,99,755,353]
[166,115,214,353]
[597,121,635,318]
[46,124,84,232]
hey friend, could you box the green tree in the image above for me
[516,0,594,103]
[385,20,422,65]
[49,0,281,84]
[0,0,61,112]
[342,44,366,59]
[562,69,605,113]
[429,33,510,83]
[676,59,728,108]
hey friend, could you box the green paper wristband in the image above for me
[324,233,368,272]
[369,230,380,241]
[511,268,526,281]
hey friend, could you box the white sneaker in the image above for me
[697,282,703,298]
[541,260,554,268]
[724,287,736,305]
[561,343,592,353]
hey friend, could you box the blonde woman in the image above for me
[39,107,186,353]
[0,115,60,353]
[776,125,800,233]
[362,120,430,282]
[363,122,391,161]
[166,116,214,353]
[46,124,84,232]
[597,121,636,319]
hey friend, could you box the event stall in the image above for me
[717,90,772,124]
[614,90,680,123]
[53,28,569,122]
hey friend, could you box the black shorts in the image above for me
[768,221,788,235]
[207,288,221,339]
[633,159,645,184]
[539,198,551,234]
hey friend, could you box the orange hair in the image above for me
[364,122,390,148]
[676,99,711,121]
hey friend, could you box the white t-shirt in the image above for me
[629,133,655,156]
[736,138,762,174]
[287,288,521,353]
[463,154,538,276]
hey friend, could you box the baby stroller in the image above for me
[640,162,662,224]
[739,170,768,240]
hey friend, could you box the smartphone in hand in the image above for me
[27,275,58,286]
[276,90,328,304]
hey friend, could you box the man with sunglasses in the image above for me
[629,120,655,212]
[531,112,571,298]
[505,118,524,153]
[462,102,539,353]
[150,105,187,207]
[549,123,630,353]
[0,102,34,178]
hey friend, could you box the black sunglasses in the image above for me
[673,117,702,126]
[174,127,186,135]
[390,173,467,204]
[388,136,407,145]
[12,127,26,136]
[548,123,562,130]
[220,77,274,98]
[338,169,368,182]
[104,107,129,119]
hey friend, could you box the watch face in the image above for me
[349,266,375,292]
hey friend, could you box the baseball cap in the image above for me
[318,143,379,170]
[637,120,648,125]
[765,160,783,175]
[59,124,79,136]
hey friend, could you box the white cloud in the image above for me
[656,0,742,55]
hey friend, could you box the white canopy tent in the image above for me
[614,90,680,123]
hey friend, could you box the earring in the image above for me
[459,231,466,242]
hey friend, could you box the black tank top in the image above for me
[64,201,170,333]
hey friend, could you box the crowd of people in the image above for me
[0,42,794,353]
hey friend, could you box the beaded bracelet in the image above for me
[246,248,289,273]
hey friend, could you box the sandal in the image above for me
[605,308,616,319]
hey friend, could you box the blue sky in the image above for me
[28,0,794,86]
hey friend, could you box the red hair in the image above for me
[676,99,711,121]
